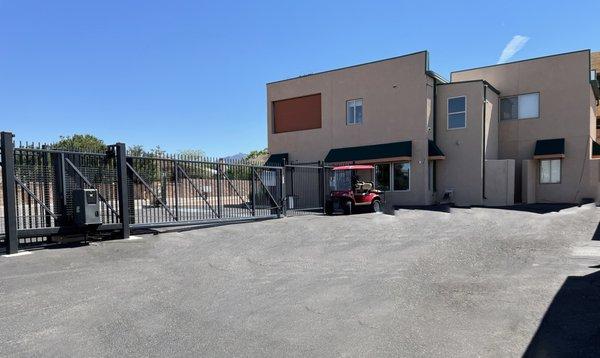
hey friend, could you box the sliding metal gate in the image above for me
[1,132,284,253]
[126,155,283,229]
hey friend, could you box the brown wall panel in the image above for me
[273,93,321,133]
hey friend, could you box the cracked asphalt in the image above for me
[1,205,599,357]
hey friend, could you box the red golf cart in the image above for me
[325,165,384,215]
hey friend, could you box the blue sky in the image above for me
[1,1,598,156]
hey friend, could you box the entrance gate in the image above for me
[284,163,331,216]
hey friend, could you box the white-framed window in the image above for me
[500,92,540,120]
[540,159,561,184]
[346,99,363,125]
[393,162,410,191]
[447,96,466,129]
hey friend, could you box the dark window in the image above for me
[374,163,390,191]
[500,96,518,120]
[448,96,466,129]
[393,162,410,191]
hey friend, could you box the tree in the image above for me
[178,149,205,159]
[52,134,106,152]
[246,148,268,161]
[127,144,145,157]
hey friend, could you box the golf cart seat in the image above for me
[355,181,373,192]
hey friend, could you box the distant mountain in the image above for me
[223,152,246,161]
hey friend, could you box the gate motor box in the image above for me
[73,189,102,226]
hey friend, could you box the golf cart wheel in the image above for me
[325,201,334,215]
[343,201,352,215]
[371,199,382,213]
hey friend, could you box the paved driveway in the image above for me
[1,206,599,357]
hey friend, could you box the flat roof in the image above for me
[451,49,590,76]
[267,49,592,88]
[267,50,428,85]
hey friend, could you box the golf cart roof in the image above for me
[332,165,374,171]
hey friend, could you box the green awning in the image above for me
[533,138,565,159]
[265,153,288,166]
[593,140,600,158]
[324,141,412,163]
[428,140,445,159]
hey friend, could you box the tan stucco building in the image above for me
[267,50,600,206]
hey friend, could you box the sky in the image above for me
[0,1,598,157]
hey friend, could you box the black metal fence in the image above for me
[284,163,331,215]
[0,132,292,254]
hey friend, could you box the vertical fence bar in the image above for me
[319,161,325,213]
[216,159,222,219]
[42,147,52,230]
[174,159,179,221]
[1,132,18,254]
[281,160,287,216]
[251,167,256,217]
[115,143,130,239]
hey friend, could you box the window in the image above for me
[374,163,390,191]
[447,96,466,129]
[500,93,539,120]
[393,162,410,191]
[346,99,363,125]
[540,159,561,184]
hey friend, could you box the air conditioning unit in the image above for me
[73,189,102,226]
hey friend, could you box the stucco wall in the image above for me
[267,51,431,205]
[592,51,600,122]
[484,159,515,206]
[452,50,595,203]
[435,81,486,206]
[521,159,537,204]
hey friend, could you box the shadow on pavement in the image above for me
[488,203,579,214]
[393,204,451,213]
[392,203,582,215]
[523,269,600,357]
[593,223,600,241]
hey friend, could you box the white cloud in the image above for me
[497,35,530,64]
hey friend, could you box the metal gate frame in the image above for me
[283,162,331,216]
[1,131,286,253]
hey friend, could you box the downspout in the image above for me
[432,79,437,193]
[482,84,487,200]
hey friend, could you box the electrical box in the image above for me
[73,189,102,226]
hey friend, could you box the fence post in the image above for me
[115,142,130,239]
[52,153,67,226]
[281,159,287,217]
[126,157,135,224]
[1,132,18,254]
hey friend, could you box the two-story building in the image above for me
[266,50,600,206]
